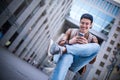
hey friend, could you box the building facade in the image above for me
[66,0,120,80]
[0,0,120,80]
[0,0,72,68]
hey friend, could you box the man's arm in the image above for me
[92,35,98,43]
[58,29,72,46]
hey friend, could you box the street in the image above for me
[0,46,48,80]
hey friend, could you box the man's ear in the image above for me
[90,23,93,29]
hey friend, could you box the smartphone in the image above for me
[79,33,84,36]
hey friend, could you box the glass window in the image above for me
[8,32,19,47]
[90,8,99,15]
[92,77,98,80]
[119,21,120,26]
[92,23,102,32]
[101,24,112,34]
[1,21,11,35]
[101,29,109,35]
[106,47,112,52]
[102,21,110,29]
[81,9,89,14]
[76,0,84,7]
[113,6,119,16]
[96,69,101,75]
[94,17,103,27]
[70,11,77,19]
[14,0,32,17]
[98,12,107,20]
[96,17,104,27]
[116,27,120,32]
[95,0,101,5]
[97,0,102,6]
[99,61,105,67]
[102,0,107,9]
[117,43,120,49]
[110,40,115,45]
[0,0,13,14]
[105,2,110,11]
[106,15,114,23]
[108,3,113,11]
[103,54,108,59]
[83,5,91,11]
[113,33,118,38]
[69,0,116,36]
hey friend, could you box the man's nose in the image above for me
[82,23,86,26]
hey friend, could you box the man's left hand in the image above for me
[77,36,88,44]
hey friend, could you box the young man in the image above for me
[48,13,100,80]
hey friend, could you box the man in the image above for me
[48,13,100,80]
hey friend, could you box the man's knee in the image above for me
[93,43,100,52]
[83,43,100,57]
[61,54,73,64]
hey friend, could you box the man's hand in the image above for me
[77,36,88,44]
[58,40,66,46]
[69,36,88,44]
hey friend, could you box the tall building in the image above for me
[0,0,120,80]
[65,0,120,80]
[0,0,72,68]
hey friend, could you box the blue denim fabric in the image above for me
[51,43,100,80]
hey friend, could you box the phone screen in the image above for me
[79,33,84,36]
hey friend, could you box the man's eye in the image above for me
[81,22,84,24]
[86,23,89,25]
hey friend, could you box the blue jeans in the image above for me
[51,43,100,80]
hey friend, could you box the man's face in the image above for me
[79,18,92,33]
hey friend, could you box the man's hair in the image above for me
[80,13,93,23]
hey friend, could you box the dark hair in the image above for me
[80,13,93,23]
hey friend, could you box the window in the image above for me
[68,0,117,36]
[117,43,120,48]
[110,40,115,45]
[40,0,45,7]
[1,21,11,35]
[103,54,108,59]
[14,0,32,17]
[92,77,98,80]
[116,27,120,32]
[0,0,13,14]
[99,61,105,67]
[119,21,120,26]
[8,32,19,47]
[96,69,101,75]
[43,18,47,24]
[41,10,46,16]
[14,1,27,17]
[113,33,118,38]
[106,47,112,52]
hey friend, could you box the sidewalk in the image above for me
[0,46,48,80]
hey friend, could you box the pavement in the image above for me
[0,46,49,80]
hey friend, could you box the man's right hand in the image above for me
[69,36,79,44]
[69,36,88,44]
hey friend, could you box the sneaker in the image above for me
[48,39,62,56]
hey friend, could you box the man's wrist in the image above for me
[65,40,69,44]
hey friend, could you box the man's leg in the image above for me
[66,43,100,57]
[69,52,97,72]
[53,54,61,63]
[65,43,100,72]
[50,53,73,80]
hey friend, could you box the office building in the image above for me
[0,0,120,80]
[66,0,120,80]
[0,0,72,67]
